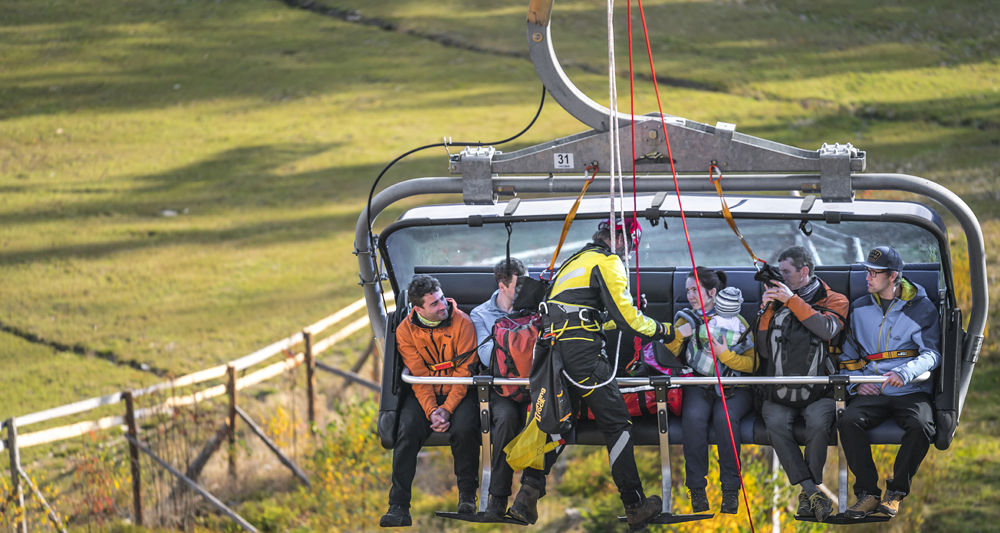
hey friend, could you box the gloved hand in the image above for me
[652,321,675,343]
[637,293,648,311]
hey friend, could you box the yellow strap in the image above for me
[839,359,866,371]
[546,163,599,275]
[710,164,763,265]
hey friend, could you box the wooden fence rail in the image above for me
[2,293,393,530]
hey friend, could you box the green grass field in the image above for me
[2,0,998,530]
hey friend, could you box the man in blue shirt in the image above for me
[469,258,553,523]
[838,246,941,519]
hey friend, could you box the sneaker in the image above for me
[721,490,740,514]
[379,504,412,527]
[457,492,477,515]
[483,494,508,521]
[508,484,541,524]
[624,495,662,532]
[878,490,905,517]
[844,493,880,519]
[809,492,833,522]
[796,491,811,517]
[689,488,709,512]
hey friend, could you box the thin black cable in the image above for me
[364,85,546,236]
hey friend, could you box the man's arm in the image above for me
[785,289,849,341]
[396,324,439,419]
[594,255,661,338]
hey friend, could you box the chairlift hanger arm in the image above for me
[453,0,865,203]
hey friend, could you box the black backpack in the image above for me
[763,304,844,407]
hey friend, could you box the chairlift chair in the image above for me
[356,0,987,525]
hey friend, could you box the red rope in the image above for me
[627,1,643,366]
[634,1,756,528]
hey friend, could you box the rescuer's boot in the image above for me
[624,495,662,532]
[508,484,541,524]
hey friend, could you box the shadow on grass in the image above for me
[2,0,997,121]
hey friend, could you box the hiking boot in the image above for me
[689,488,709,512]
[483,494,508,521]
[379,504,412,527]
[721,490,740,514]
[878,490,905,517]
[844,493,880,519]
[809,492,833,522]
[796,491,811,517]
[624,495,662,532]
[508,484,541,524]
[457,492,477,515]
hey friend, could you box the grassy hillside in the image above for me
[1,0,997,531]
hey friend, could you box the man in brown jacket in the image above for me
[757,246,848,522]
[380,275,480,527]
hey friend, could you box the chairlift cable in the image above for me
[634,0,757,528]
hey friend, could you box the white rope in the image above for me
[568,0,624,392]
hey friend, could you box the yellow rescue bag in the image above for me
[503,416,563,471]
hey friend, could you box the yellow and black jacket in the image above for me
[545,241,659,339]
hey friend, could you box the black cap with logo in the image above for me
[860,245,903,272]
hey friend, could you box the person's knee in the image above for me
[900,415,935,441]
[837,407,866,430]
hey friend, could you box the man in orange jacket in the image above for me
[380,275,480,527]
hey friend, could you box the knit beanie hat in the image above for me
[714,286,743,317]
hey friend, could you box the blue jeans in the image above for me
[681,386,753,491]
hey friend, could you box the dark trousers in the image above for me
[838,392,934,498]
[762,398,835,486]
[388,391,480,507]
[489,391,554,498]
[681,386,753,492]
[557,336,645,506]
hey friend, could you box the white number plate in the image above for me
[553,153,574,169]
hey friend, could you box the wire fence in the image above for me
[2,295,391,532]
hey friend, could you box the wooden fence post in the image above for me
[6,418,27,533]
[227,365,237,479]
[123,392,143,526]
[303,331,316,434]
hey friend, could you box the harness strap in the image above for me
[838,349,919,371]
[429,334,493,371]
[866,349,918,361]
[839,359,865,371]
[545,163,599,278]
[710,164,764,266]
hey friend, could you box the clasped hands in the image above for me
[430,407,451,432]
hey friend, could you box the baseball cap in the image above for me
[860,246,903,272]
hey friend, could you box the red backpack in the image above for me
[490,313,540,402]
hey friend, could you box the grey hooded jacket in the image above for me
[839,277,941,395]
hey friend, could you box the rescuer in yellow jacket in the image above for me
[509,217,674,531]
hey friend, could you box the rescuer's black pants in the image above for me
[838,392,934,498]
[388,392,480,507]
[555,334,645,506]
